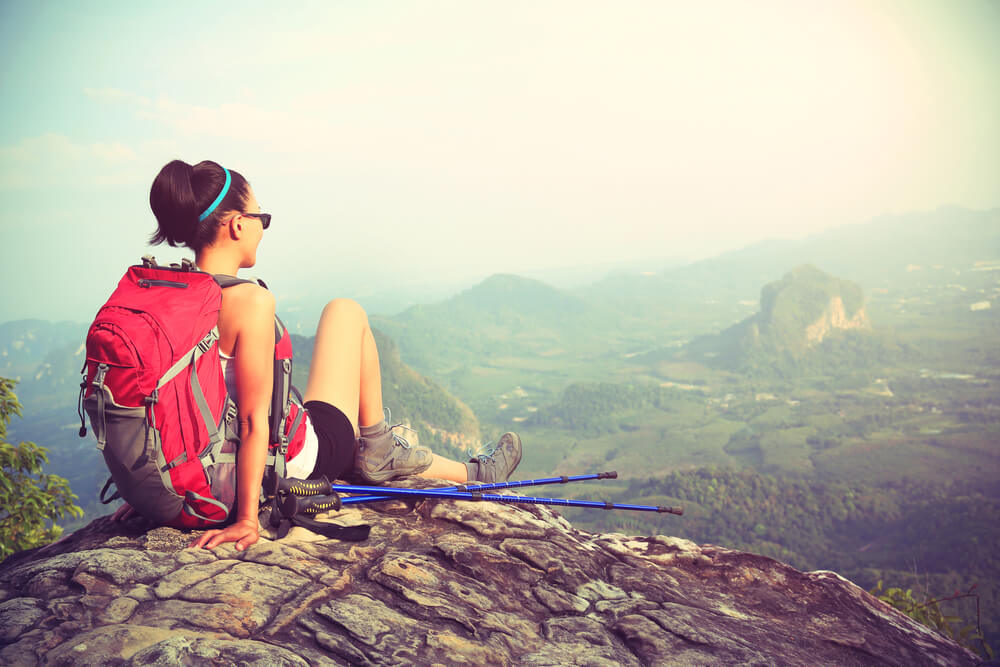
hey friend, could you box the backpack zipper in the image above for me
[138,279,188,289]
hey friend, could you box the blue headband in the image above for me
[198,167,231,222]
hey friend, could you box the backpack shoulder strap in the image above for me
[213,274,258,290]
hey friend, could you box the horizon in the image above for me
[0,201,996,329]
[1,1,998,322]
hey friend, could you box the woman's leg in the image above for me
[303,298,522,484]
[304,298,459,480]
[303,298,384,434]
[418,457,468,481]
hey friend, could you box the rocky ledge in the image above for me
[0,480,979,666]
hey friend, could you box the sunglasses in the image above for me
[242,212,271,229]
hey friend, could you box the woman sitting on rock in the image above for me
[146,159,522,551]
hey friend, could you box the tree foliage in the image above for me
[869,581,994,659]
[0,377,83,559]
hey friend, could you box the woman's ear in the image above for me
[226,214,245,240]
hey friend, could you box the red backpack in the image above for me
[79,256,306,529]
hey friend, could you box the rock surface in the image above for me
[0,480,979,666]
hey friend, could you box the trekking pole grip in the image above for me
[280,492,342,518]
[277,476,332,497]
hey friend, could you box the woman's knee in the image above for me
[319,298,369,328]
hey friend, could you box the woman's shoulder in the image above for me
[220,281,275,314]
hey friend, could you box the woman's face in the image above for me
[239,187,265,268]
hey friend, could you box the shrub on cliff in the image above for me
[0,377,83,559]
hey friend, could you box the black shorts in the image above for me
[303,400,357,481]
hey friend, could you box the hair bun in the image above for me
[149,159,201,247]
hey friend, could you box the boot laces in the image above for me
[466,439,499,462]
[384,408,416,449]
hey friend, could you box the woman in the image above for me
[146,159,522,551]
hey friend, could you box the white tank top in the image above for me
[220,351,318,479]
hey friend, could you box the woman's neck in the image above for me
[194,249,242,276]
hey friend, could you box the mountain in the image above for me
[0,482,979,665]
[579,206,1000,339]
[372,273,604,376]
[683,265,869,366]
[0,320,86,389]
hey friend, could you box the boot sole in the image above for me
[356,459,433,484]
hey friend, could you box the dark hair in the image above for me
[149,160,250,250]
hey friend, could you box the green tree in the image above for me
[870,581,994,659]
[1,377,83,559]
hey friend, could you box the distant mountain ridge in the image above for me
[0,320,86,382]
[582,205,999,316]
[372,273,604,376]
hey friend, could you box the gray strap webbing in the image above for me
[162,450,186,472]
[191,361,223,450]
[183,490,230,524]
[287,407,305,443]
[157,327,219,390]
[96,388,107,451]
[94,364,109,451]
[273,407,305,481]
[153,327,223,453]
[272,448,287,481]
[150,399,179,494]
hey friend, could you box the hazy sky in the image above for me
[1,0,998,321]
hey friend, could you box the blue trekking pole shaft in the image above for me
[329,471,619,501]
[338,486,683,514]
[276,471,618,499]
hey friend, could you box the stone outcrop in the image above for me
[804,296,871,346]
[0,480,979,665]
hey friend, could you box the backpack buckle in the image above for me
[197,333,217,354]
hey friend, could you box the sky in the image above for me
[1,0,998,322]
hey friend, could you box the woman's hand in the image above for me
[189,519,260,551]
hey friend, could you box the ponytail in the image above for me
[149,160,249,251]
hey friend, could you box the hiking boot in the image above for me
[467,432,522,483]
[356,424,433,483]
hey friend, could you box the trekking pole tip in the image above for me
[599,471,618,479]
[657,506,684,515]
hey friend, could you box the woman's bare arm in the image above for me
[190,285,275,550]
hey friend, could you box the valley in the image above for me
[2,205,998,648]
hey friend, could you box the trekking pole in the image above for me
[275,471,618,503]
[329,471,619,504]
[282,485,683,515]
[343,487,682,513]
[275,471,683,516]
